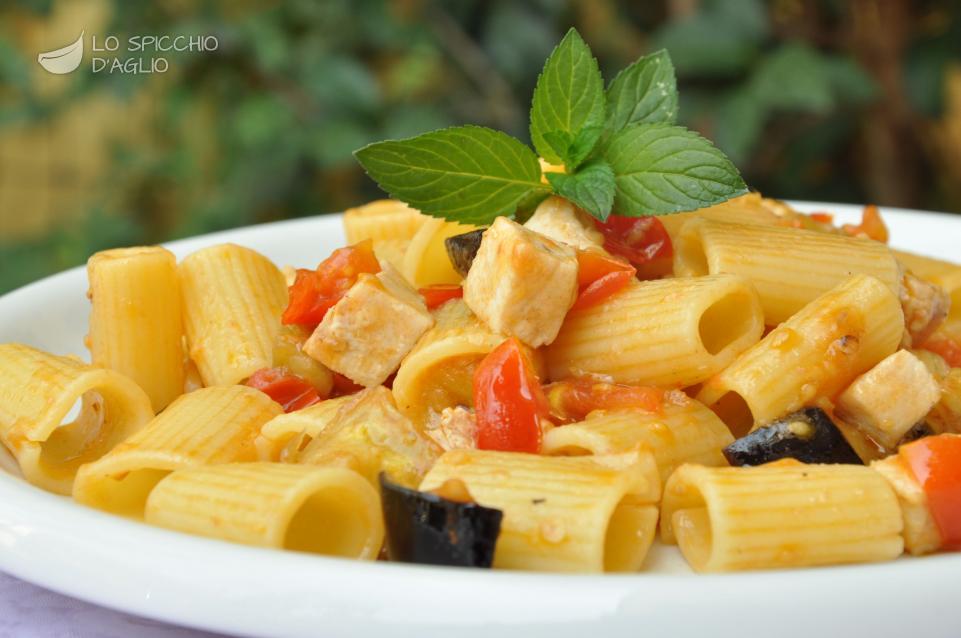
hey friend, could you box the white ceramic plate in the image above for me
[0,203,959,638]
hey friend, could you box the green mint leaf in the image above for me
[542,130,574,163]
[354,125,551,225]
[545,160,615,221]
[530,28,605,165]
[604,123,747,216]
[543,125,603,169]
[604,50,678,140]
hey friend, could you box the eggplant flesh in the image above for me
[379,473,502,567]
[723,407,862,466]
[444,229,486,278]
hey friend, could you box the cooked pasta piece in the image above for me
[392,299,504,427]
[674,218,901,324]
[256,394,356,460]
[547,275,764,387]
[658,192,785,240]
[542,393,733,481]
[871,455,941,556]
[343,199,426,244]
[0,344,153,495]
[180,244,288,386]
[87,247,185,412]
[73,385,281,517]
[145,462,383,559]
[293,386,440,488]
[402,217,478,287]
[698,275,904,435]
[660,461,903,572]
[419,449,660,572]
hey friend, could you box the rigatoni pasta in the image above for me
[542,393,733,481]
[73,385,281,517]
[0,344,153,494]
[660,461,903,572]
[420,450,660,572]
[145,462,384,559]
[674,218,901,324]
[547,275,764,387]
[180,243,288,386]
[698,274,903,434]
[87,247,185,411]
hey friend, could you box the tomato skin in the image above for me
[571,250,636,311]
[282,241,380,327]
[900,434,961,550]
[419,284,463,309]
[247,367,323,413]
[473,338,549,453]
[593,215,673,279]
[544,377,664,423]
[571,270,635,312]
[921,338,961,369]
[842,204,889,243]
[331,372,364,397]
[809,212,835,224]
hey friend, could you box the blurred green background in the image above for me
[2,0,960,293]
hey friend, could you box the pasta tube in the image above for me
[402,217,478,286]
[342,199,426,244]
[698,275,903,435]
[0,344,153,494]
[145,463,383,559]
[180,243,288,386]
[392,300,504,426]
[895,250,961,321]
[73,385,281,517]
[293,387,440,488]
[87,247,185,411]
[547,275,764,387]
[542,393,733,481]
[674,218,901,324]
[419,450,660,572]
[661,461,903,572]
[256,394,356,461]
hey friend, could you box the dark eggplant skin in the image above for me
[899,422,935,445]
[723,408,862,466]
[379,473,502,568]
[445,229,486,278]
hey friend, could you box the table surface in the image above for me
[0,572,228,638]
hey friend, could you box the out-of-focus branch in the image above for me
[426,8,522,132]
[848,0,922,207]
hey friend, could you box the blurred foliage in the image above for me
[1,0,960,293]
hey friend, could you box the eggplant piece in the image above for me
[723,407,862,466]
[379,473,502,567]
[899,421,935,445]
[444,229,486,278]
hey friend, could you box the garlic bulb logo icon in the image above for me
[37,31,84,74]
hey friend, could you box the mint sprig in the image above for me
[354,28,747,225]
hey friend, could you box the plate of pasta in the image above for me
[0,195,960,637]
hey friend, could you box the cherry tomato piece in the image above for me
[900,435,961,550]
[419,284,464,310]
[544,377,664,423]
[473,338,550,453]
[282,240,380,327]
[247,367,323,413]
[593,215,673,279]
[920,338,961,369]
